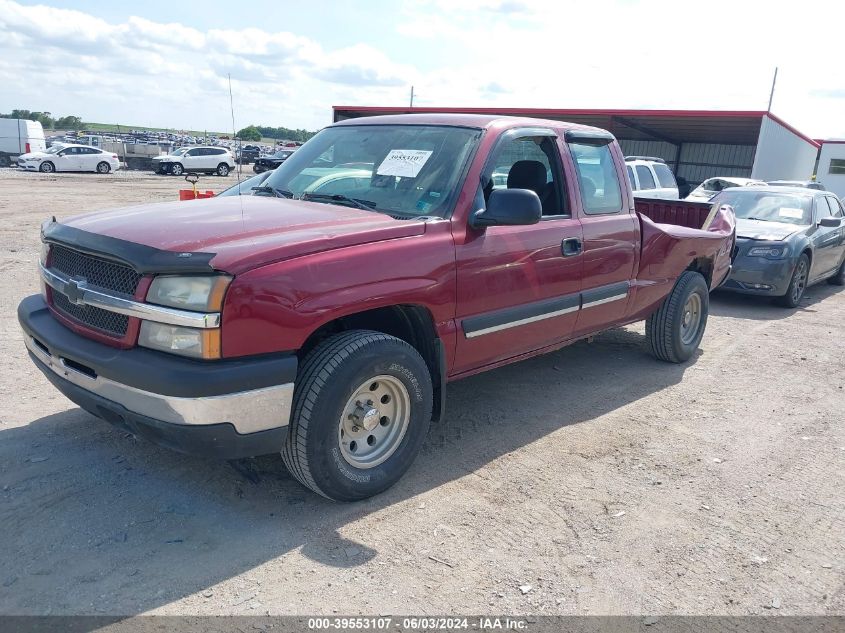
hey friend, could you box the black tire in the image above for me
[96,161,111,174]
[827,255,845,286]
[646,271,709,363]
[282,330,433,501]
[216,163,230,176]
[39,161,55,173]
[170,163,184,176]
[775,254,809,307]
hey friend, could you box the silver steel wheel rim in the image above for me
[338,375,410,469]
[42,163,52,172]
[97,162,108,173]
[219,165,227,175]
[172,164,182,175]
[680,293,702,345]
[792,261,807,302]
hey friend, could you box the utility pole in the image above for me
[410,86,415,108]
[767,67,778,112]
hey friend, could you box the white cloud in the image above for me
[0,0,843,137]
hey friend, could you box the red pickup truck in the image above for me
[18,114,734,501]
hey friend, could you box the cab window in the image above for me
[569,142,623,214]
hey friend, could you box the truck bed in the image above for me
[634,197,715,230]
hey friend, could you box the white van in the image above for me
[0,119,47,167]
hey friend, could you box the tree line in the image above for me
[236,125,317,142]
[1,109,84,130]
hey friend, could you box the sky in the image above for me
[1,0,844,137]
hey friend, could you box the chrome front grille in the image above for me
[48,245,141,337]
[50,245,141,296]
[52,291,130,336]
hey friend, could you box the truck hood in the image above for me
[736,218,804,241]
[62,195,427,274]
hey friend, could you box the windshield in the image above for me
[217,172,271,197]
[262,124,480,217]
[169,147,190,156]
[45,146,62,154]
[712,190,813,226]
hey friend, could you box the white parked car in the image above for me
[152,146,235,176]
[625,156,679,199]
[17,144,120,174]
[686,176,766,201]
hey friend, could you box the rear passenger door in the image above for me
[78,147,102,171]
[566,132,638,338]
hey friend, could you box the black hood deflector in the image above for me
[42,221,217,274]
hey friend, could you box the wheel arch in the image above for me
[299,304,446,423]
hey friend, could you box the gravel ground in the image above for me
[0,169,842,616]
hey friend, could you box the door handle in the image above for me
[561,237,582,257]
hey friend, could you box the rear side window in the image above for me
[635,165,656,190]
[826,197,843,217]
[626,165,637,190]
[653,163,677,188]
[569,142,623,214]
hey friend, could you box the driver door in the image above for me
[453,128,583,374]
[55,147,80,171]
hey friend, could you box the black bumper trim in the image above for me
[18,294,297,398]
[34,356,286,459]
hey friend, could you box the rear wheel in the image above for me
[827,256,845,286]
[39,161,55,173]
[216,163,230,176]
[775,254,809,307]
[96,161,111,174]
[282,330,433,501]
[170,162,184,176]
[646,271,709,363]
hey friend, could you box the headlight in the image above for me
[146,275,231,311]
[748,245,788,258]
[139,322,221,359]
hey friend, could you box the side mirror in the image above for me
[819,217,841,228]
[471,188,542,228]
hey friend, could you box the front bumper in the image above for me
[720,254,796,296]
[18,295,297,459]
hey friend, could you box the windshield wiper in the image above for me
[252,185,294,198]
[299,192,379,211]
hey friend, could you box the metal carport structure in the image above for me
[332,106,819,187]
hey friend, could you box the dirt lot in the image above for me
[0,169,842,616]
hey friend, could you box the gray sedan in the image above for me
[715,187,845,307]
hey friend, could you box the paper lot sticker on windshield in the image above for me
[377,150,433,178]
[778,207,804,219]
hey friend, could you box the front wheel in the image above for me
[96,161,111,174]
[775,254,809,307]
[282,330,433,501]
[170,163,184,176]
[646,271,709,363]
[39,161,55,173]
[216,163,230,176]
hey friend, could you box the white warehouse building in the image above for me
[333,106,820,189]
[816,140,845,199]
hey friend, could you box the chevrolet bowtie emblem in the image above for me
[63,278,87,306]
